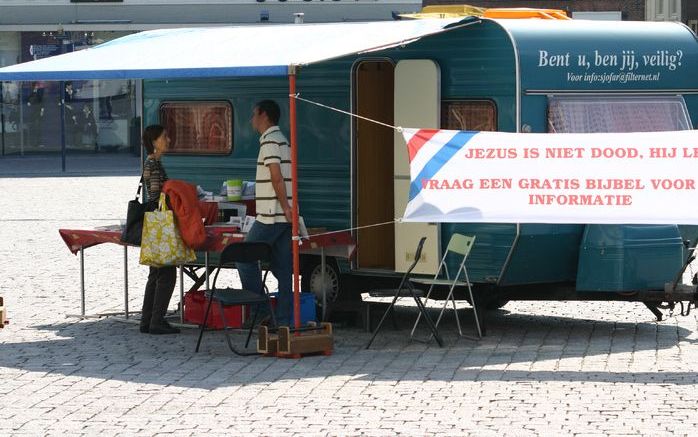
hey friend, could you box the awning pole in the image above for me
[1,82,5,157]
[289,66,301,330]
[60,80,66,172]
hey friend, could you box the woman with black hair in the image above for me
[140,124,180,335]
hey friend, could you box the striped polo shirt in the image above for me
[255,126,292,224]
[143,156,168,208]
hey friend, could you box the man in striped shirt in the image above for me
[238,100,293,326]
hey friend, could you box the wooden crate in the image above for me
[0,296,5,328]
[278,322,333,357]
[258,322,334,358]
[257,325,279,355]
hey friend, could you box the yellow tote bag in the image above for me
[139,193,196,267]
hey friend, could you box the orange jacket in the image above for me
[162,180,206,249]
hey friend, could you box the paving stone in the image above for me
[2,171,698,435]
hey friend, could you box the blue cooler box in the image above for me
[269,292,317,324]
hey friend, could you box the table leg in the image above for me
[205,252,210,290]
[321,247,326,322]
[123,245,129,319]
[80,246,85,317]
[179,265,184,324]
[68,244,140,321]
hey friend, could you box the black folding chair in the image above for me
[195,242,276,355]
[365,237,444,349]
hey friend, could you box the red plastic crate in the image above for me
[183,289,246,329]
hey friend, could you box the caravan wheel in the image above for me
[301,258,340,313]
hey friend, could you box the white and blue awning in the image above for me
[0,18,468,81]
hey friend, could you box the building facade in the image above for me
[0,0,421,157]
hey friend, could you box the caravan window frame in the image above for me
[440,99,498,131]
[159,100,234,155]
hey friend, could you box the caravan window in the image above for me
[441,100,497,131]
[159,101,233,154]
[547,96,692,133]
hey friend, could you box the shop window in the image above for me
[547,96,692,133]
[441,100,497,131]
[656,0,665,15]
[648,0,682,21]
[159,101,233,154]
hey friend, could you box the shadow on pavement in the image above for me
[0,306,695,389]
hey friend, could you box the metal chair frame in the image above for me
[365,237,444,349]
[195,242,276,355]
[410,234,482,341]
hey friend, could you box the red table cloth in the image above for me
[59,226,355,259]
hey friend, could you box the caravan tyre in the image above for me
[300,257,340,317]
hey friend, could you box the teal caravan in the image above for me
[140,16,698,318]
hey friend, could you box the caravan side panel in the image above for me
[143,61,355,232]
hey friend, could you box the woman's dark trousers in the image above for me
[141,266,176,330]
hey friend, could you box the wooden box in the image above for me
[0,296,5,328]
[258,322,333,358]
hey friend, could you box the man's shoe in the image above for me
[139,324,150,334]
[149,321,181,335]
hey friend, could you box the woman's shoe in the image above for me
[149,321,181,335]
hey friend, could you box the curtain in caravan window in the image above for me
[547,96,692,133]
[441,100,496,131]
[159,101,233,154]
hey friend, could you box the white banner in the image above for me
[402,128,698,224]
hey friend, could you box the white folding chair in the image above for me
[410,233,482,341]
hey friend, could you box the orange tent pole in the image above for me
[289,67,301,330]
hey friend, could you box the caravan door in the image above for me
[394,60,440,274]
[354,60,396,270]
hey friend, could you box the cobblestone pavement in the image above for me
[1,174,698,436]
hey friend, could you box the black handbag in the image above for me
[120,175,148,246]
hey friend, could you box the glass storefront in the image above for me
[0,31,139,157]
